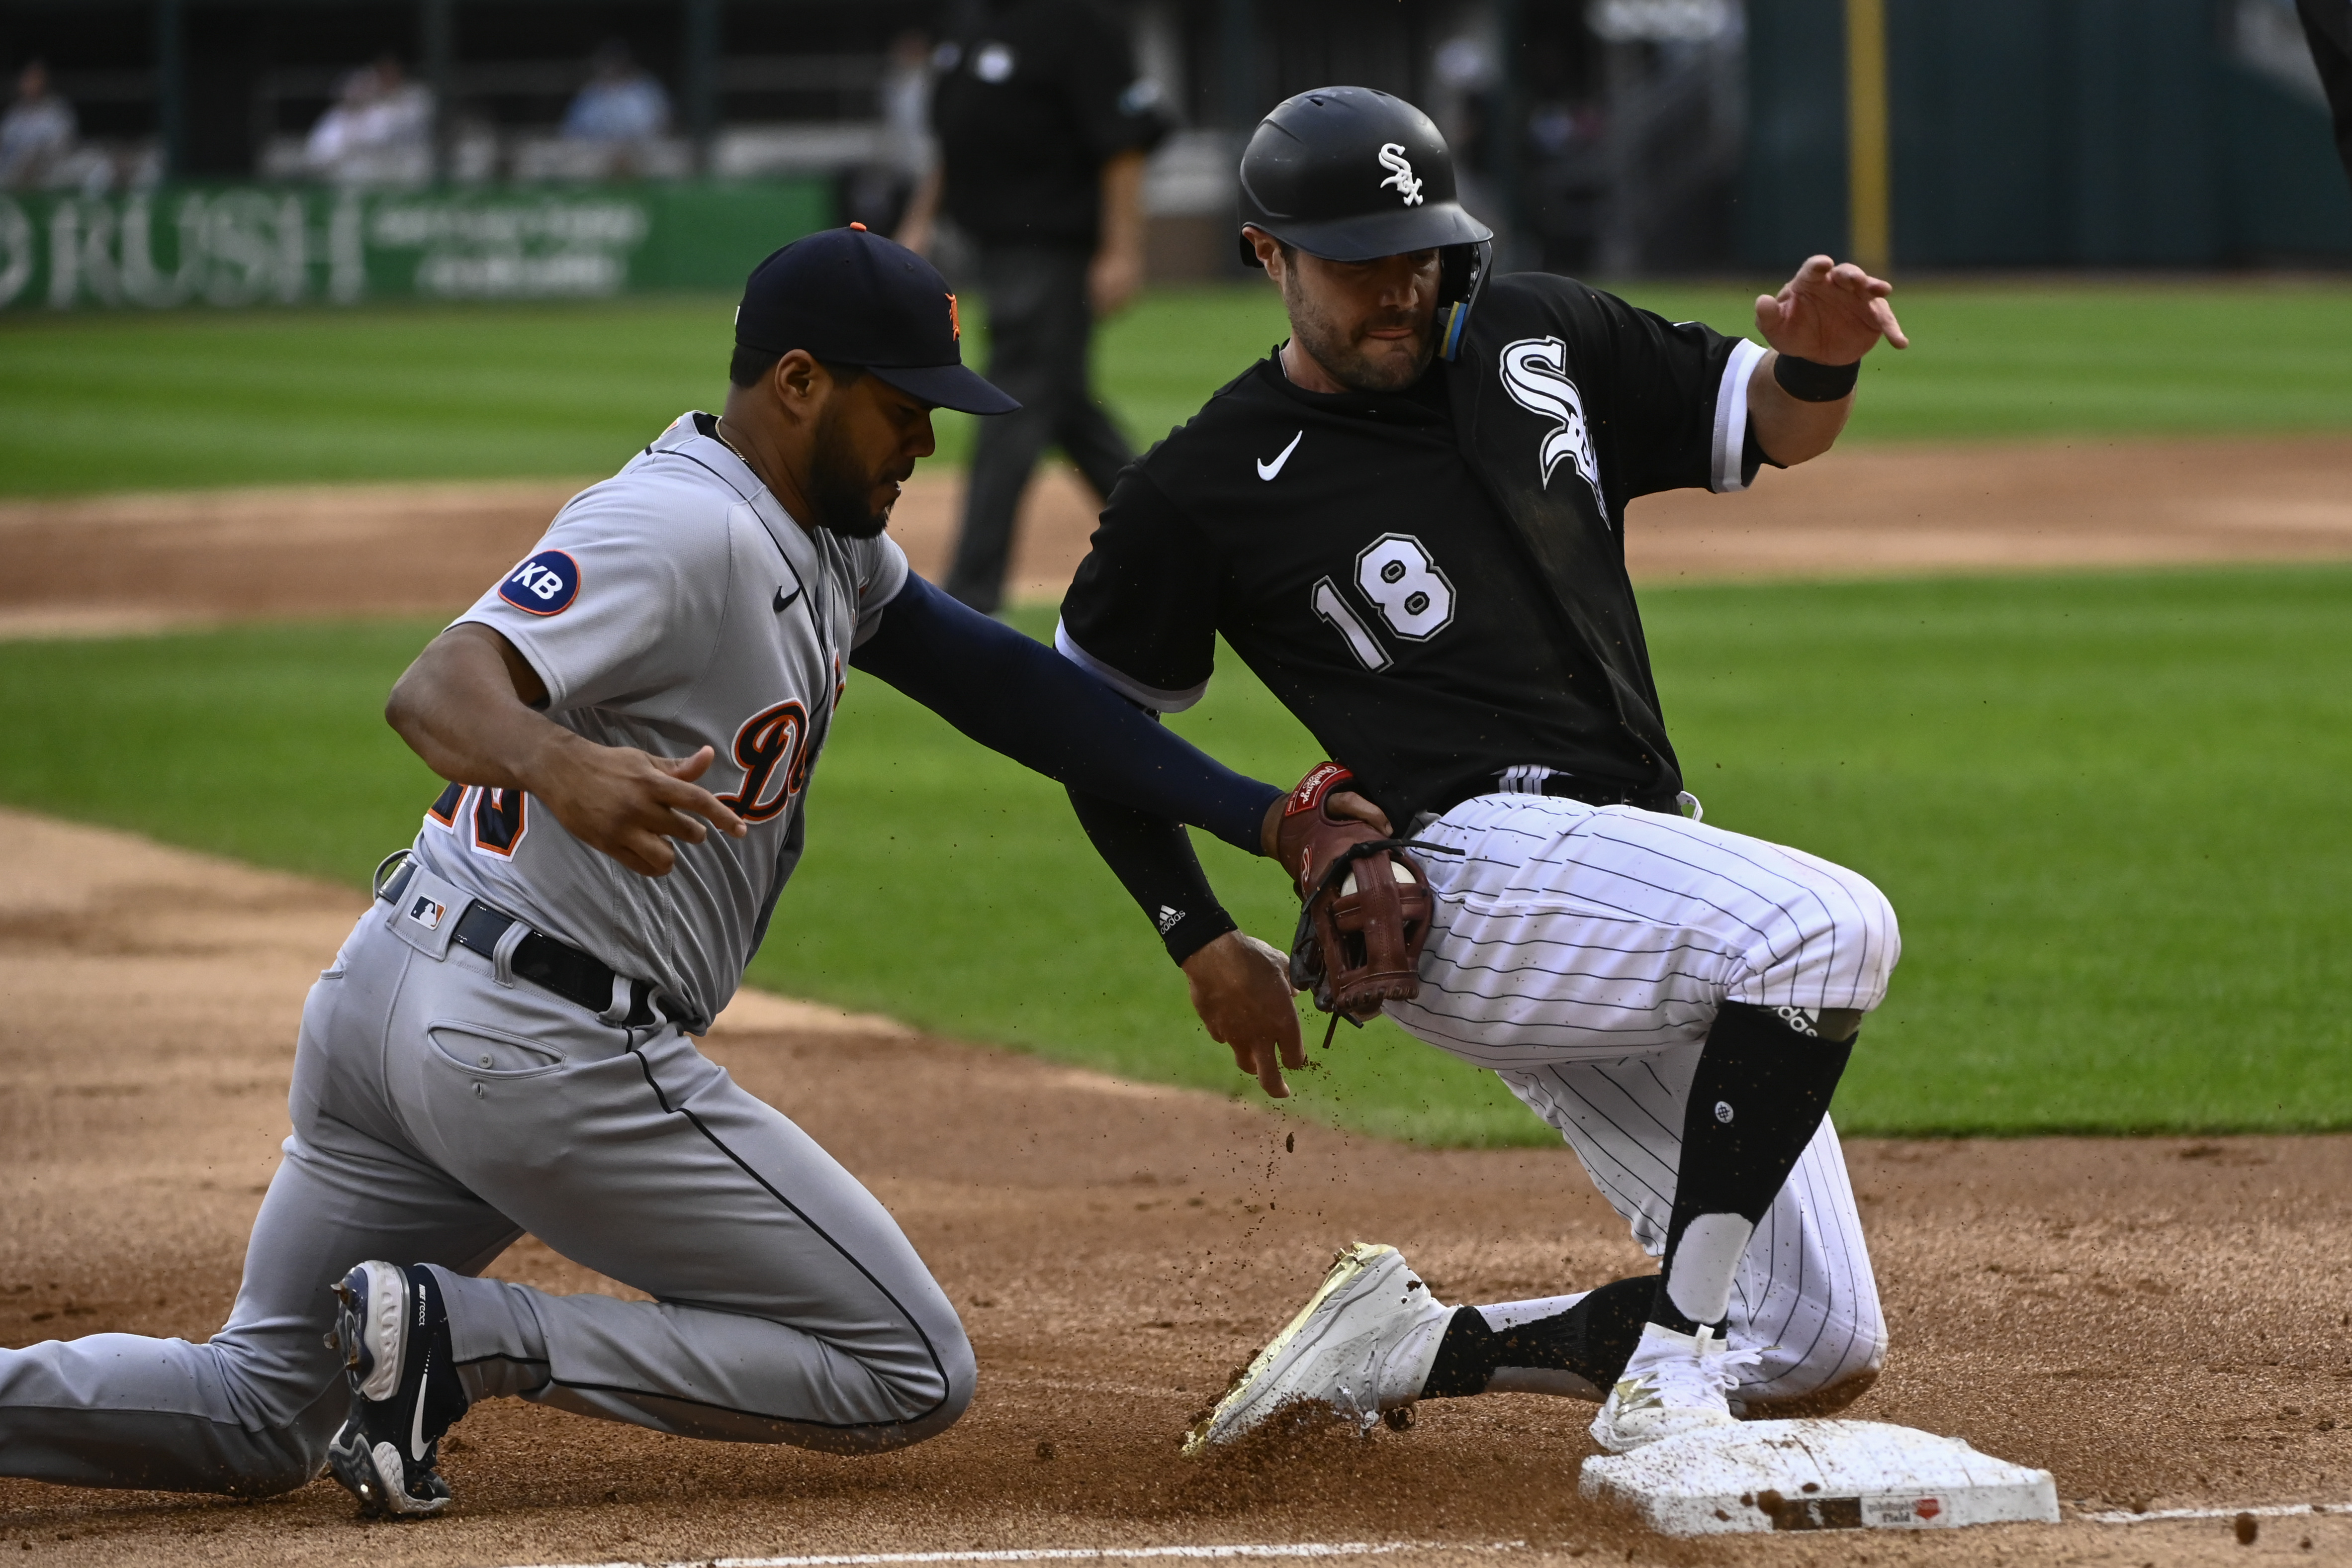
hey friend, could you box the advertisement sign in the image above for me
[0,180,832,310]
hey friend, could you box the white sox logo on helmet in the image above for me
[1376,143,1424,206]
[1499,336,1603,513]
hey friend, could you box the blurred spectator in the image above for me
[304,55,434,185]
[845,30,935,234]
[562,42,671,144]
[0,59,77,189]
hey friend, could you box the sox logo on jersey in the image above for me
[1498,336,1603,511]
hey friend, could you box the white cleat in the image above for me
[1589,1322,1762,1454]
[1183,1242,1451,1456]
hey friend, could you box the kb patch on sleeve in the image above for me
[498,550,580,616]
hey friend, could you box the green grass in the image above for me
[0,297,742,496]
[1623,277,2352,443]
[0,288,1290,496]
[0,621,449,876]
[6,277,2352,496]
[4,567,2347,1141]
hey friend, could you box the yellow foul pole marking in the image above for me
[1845,0,1892,273]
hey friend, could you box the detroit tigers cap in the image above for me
[733,226,1018,415]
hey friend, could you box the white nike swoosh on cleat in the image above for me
[410,1350,431,1462]
[1256,430,1304,481]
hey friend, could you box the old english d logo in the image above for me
[1498,336,1604,511]
[946,293,960,340]
[716,700,812,824]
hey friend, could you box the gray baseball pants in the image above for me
[0,887,973,1495]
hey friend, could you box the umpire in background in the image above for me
[898,0,1165,614]
[2300,0,2352,187]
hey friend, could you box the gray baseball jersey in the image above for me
[408,410,906,1031]
[0,410,972,1495]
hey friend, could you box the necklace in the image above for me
[712,418,750,463]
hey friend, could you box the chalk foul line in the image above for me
[2081,1500,2352,1525]
[510,1541,1531,1568]
[502,1505,2352,1567]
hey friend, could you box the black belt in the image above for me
[1428,768,1684,820]
[1536,773,1685,815]
[375,855,662,1027]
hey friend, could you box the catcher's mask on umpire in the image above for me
[1236,86,1495,361]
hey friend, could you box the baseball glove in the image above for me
[1274,762,1437,1026]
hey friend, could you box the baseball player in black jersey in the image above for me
[1053,88,1910,1454]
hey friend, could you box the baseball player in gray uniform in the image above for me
[0,227,1329,1516]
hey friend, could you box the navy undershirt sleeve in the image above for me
[1066,788,1237,965]
[848,572,1279,855]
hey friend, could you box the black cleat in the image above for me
[324,1261,469,1518]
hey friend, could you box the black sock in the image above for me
[1651,1002,1855,1336]
[1419,1276,1656,1398]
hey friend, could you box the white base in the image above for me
[1579,1419,2059,1537]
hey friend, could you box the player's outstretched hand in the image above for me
[532,739,748,878]
[1182,929,1306,1099]
[1259,789,1391,860]
[1754,255,1909,364]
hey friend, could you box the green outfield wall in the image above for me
[0,179,832,312]
[1743,0,2352,269]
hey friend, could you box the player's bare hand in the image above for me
[529,738,748,879]
[1259,789,1390,859]
[1182,929,1306,1098]
[1089,246,1145,318]
[1754,255,1908,364]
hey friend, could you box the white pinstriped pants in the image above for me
[1389,793,1900,1408]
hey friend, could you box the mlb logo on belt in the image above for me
[499,550,580,616]
[406,894,447,931]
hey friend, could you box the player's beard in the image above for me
[804,400,900,540]
[1281,271,1436,394]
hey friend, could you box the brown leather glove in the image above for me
[1274,762,1435,1022]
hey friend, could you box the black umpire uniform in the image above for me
[2299,0,2352,185]
[931,0,1165,613]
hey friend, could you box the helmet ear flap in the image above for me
[1437,238,1492,362]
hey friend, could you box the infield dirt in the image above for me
[2,810,2349,1568]
[5,440,2352,1564]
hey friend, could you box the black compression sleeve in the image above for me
[850,573,1280,854]
[1068,788,1236,965]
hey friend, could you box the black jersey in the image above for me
[931,0,1165,251]
[1057,272,1767,829]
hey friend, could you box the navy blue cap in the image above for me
[733,226,1016,415]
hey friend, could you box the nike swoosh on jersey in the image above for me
[773,585,801,613]
[1256,430,1304,481]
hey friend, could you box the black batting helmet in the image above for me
[1237,87,1494,358]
